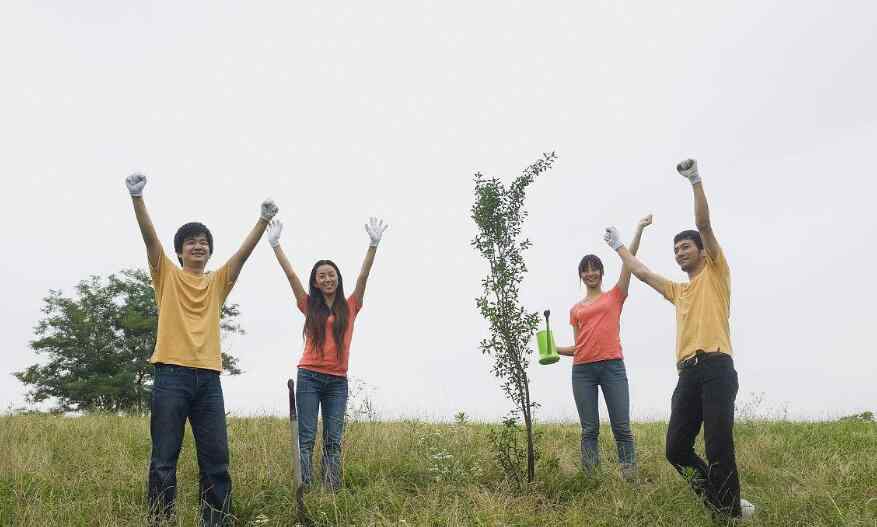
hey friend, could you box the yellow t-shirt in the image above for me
[661,248,732,363]
[148,252,235,371]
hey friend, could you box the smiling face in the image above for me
[673,238,704,273]
[579,264,603,289]
[178,234,212,269]
[313,263,339,296]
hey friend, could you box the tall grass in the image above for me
[1,414,874,526]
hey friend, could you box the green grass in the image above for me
[0,415,875,526]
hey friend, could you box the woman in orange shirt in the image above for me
[267,217,387,490]
[555,215,651,480]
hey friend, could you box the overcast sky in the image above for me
[2,1,875,422]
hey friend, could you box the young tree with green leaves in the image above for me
[471,151,557,485]
[14,269,244,414]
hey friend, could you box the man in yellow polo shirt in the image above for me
[603,159,754,521]
[125,173,278,526]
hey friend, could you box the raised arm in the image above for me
[677,159,721,257]
[615,214,653,296]
[126,173,162,269]
[225,199,278,284]
[266,220,307,306]
[604,226,671,297]
[351,217,388,305]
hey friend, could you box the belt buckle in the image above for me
[679,354,699,370]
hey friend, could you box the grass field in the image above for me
[1,414,875,526]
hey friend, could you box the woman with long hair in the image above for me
[267,217,387,490]
[554,214,652,481]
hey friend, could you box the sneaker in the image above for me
[739,498,756,520]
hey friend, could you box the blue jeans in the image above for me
[148,364,231,526]
[572,359,636,469]
[296,368,348,490]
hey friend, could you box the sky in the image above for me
[1,1,875,422]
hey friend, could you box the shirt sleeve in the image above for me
[297,294,310,314]
[707,247,731,283]
[212,262,237,303]
[661,280,682,304]
[149,252,172,308]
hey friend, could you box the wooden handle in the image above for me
[287,379,297,421]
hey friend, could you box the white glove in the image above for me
[125,173,147,197]
[676,159,702,184]
[365,217,388,247]
[604,226,624,251]
[260,198,279,222]
[267,220,283,248]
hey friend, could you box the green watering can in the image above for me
[537,309,560,365]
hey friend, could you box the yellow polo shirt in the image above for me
[661,248,732,363]
[148,252,235,371]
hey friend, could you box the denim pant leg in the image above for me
[148,365,192,521]
[320,375,348,490]
[666,368,710,497]
[296,369,321,487]
[572,363,601,469]
[701,357,741,517]
[601,359,636,465]
[189,370,232,526]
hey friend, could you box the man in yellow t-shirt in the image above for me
[125,173,278,526]
[603,160,754,521]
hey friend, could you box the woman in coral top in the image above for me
[267,217,387,490]
[555,214,652,480]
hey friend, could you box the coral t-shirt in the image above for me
[297,294,362,377]
[569,286,626,365]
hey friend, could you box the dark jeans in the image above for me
[666,352,741,518]
[296,368,348,490]
[148,364,231,526]
[571,359,636,468]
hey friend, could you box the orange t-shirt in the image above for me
[297,294,362,377]
[569,286,626,365]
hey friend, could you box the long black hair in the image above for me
[303,260,350,360]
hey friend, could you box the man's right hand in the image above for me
[126,173,147,197]
[267,220,283,248]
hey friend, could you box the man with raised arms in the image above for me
[126,173,278,526]
[603,159,754,521]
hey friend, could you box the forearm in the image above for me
[131,197,161,266]
[627,226,645,256]
[272,244,307,300]
[616,246,651,281]
[556,345,575,356]
[354,246,377,292]
[691,181,711,231]
[234,219,269,265]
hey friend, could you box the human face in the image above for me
[580,264,603,289]
[178,234,211,268]
[674,239,704,273]
[313,264,339,296]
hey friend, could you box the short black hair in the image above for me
[673,230,703,250]
[174,222,214,265]
[578,254,604,277]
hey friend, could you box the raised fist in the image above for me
[125,173,147,197]
[260,199,279,221]
[604,226,623,251]
[676,159,701,184]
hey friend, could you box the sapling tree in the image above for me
[471,151,557,485]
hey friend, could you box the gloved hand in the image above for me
[604,226,624,251]
[267,220,283,248]
[676,159,702,184]
[365,217,388,247]
[261,199,279,221]
[126,173,147,197]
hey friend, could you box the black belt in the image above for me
[676,351,728,371]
